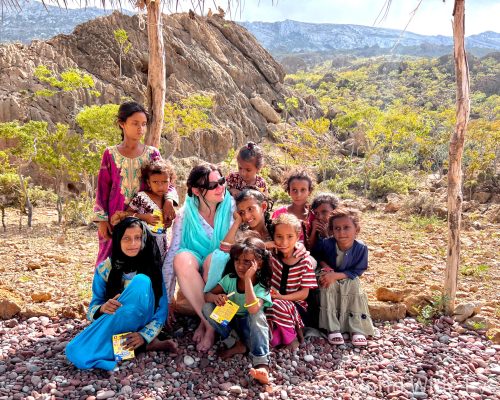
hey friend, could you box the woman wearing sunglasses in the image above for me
[163,163,235,351]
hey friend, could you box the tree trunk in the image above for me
[56,194,63,224]
[445,0,470,315]
[1,207,5,232]
[18,174,33,228]
[144,0,166,150]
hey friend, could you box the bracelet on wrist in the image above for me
[244,299,259,308]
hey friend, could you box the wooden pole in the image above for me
[144,0,166,149]
[444,0,470,315]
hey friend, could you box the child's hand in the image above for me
[244,260,259,281]
[98,221,112,240]
[318,271,336,288]
[293,242,309,259]
[214,294,228,307]
[100,294,121,314]
[124,332,145,350]
[270,288,282,300]
[312,219,328,237]
[265,241,277,250]
[162,199,176,223]
[233,210,243,225]
[144,213,161,225]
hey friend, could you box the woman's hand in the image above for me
[100,294,121,314]
[98,221,112,240]
[293,242,309,259]
[270,288,282,300]
[124,332,145,350]
[214,294,228,307]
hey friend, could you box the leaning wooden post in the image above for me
[144,0,166,149]
[444,0,470,315]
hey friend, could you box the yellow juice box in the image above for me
[210,300,239,327]
[112,332,135,361]
[150,209,164,234]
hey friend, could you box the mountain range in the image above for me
[1,1,499,60]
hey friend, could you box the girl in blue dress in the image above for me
[66,217,176,371]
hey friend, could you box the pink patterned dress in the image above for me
[93,145,177,266]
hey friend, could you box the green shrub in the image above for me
[27,186,57,207]
[368,171,416,198]
[269,186,290,204]
[63,194,94,226]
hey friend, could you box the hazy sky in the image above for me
[64,0,499,36]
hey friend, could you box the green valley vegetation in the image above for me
[0,94,215,227]
[272,53,499,201]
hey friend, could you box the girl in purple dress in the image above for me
[93,102,178,266]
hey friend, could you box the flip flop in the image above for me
[327,332,345,345]
[351,333,367,347]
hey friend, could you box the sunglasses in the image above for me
[202,176,226,190]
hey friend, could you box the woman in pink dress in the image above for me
[93,101,178,266]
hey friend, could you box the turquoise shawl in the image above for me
[177,189,232,266]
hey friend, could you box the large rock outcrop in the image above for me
[0,11,321,161]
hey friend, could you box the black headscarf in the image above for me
[105,217,163,309]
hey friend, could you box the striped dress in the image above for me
[267,255,317,329]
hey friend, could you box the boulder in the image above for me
[0,288,23,319]
[471,191,491,204]
[250,96,281,124]
[404,294,433,317]
[453,302,481,322]
[0,12,321,167]
[375,287,405,303]
[369,301,406,321]
[385,193,402,213]
[31,292,52,303]
[464,315,491,330]
[487,328,500,344]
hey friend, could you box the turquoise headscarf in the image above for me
[177,188,232,265]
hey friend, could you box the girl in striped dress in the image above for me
[267,214,317,349]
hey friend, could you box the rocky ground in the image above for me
[0,206,499,399]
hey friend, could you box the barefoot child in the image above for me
[267,214,317,349]
[203,237,273,384]
[314,208,374,346]
[272,170,315,242]
[226,142,268,197]
[308,192,340,250]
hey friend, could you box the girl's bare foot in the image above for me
[196,329,215,352]
[297,328,304,343]
[218,340,247,360]
[249,366,270,384]
[146,338,178,353]
[192,322,205,343]
[284,338,299,351]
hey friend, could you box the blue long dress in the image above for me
[65,258,168,370]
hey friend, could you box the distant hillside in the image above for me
[240,20,500,63]
[0,1,125,43]
[240,20,500,52]
[3,3,499,61]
